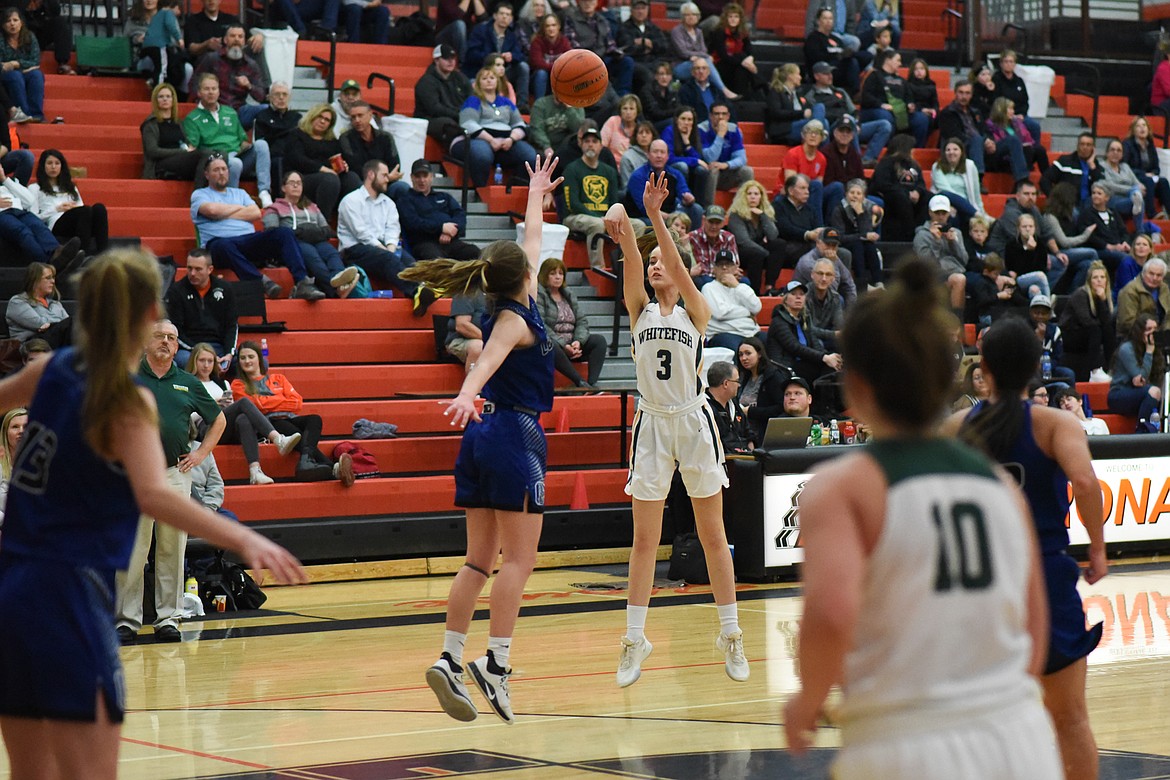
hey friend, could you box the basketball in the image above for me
[551,49,609,107]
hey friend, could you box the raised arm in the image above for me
[521,153,563,299]
[642,171,710,331]
[605,201,648,321]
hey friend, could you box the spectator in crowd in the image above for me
[618,0,669,94]
[191,154,325,301]
[436,0,486,62]
[619,119,656,186]
[192,24,268,129]
[1030,293,1077,386]
[1124,233,1159,292]
[1054,387,1110,435]
[529,91,584,161]
[454,66,536,187]
[993,49,1042,142]
[687,204,738,287]
[115,319,226,645]
[734,335,785,444]
[783,119,827,220]
[398,159,481,261]
[338,159,436,315]
[697,100,752,209]
[803,256,845,348]
[864,25,893,67]
[804,6,865,94]
[465,2,530,111]
[794,227,856,309]
[858,0,901,49]
[17,335,49,365]
[778,374,818,421]
[1123,116,1170,219]
[283,103,361,217]
[1060,260,1115,382]
[726,179,781,292]
[676,56,720,124]
[913,194,968,312]
[514,0,544,59]
[554,118,617,179]
[185,0,263,61]
[184,73,273,206]
[485,37,521,107]
[670,3,737,99]
[705,360,753,453]
[765,63,823,145]
[819,116,867,219]
[5,261,69,345]
[1154,50,1170,115]
[766,279,842,384]
[0,406,26,521]
[805,63,889,166]
[1099,136,1146,218]
[29,148,108,255]
[951,362,989,411]
[271,0,338,38]
[564,126,642,268]
[262,170,348,298]
[253,82,301,175]
[661,105,708,203]
[338,100,404,199]
[0,8,44,122]
[566,0,634,96]
[667,210,691,235]
[0,164,83,268]
[709,3,760,99]
[445,290,487,370]
[537,256,608,389]
[625,138,704,226]
[640,59,682,127]
[701,248,763,350]
[773,173,824,273]
[905,57,938,128]
[931,136,986,229]
[989,179,1080,285]
[1116,256,1169,336]
[1076,181,1138,287]
[937,79,994,178]
[860,48,929,147]
[231,340,355,484]
[342,0,390,43]
[530,11,571,100]
[330,79,363,136]
[138,0,186,92]
[963,213,993,268]
[1109,313,1164,429]
[968,62,995,120]
[870,133,927,241]
[1041,181,1099,290]
[1003,212,1051,297]
[140,83,201,181]
[1041,131,1102,200]
[984,96,1048,184]
[966,252,1029,327]
[828,177,883,289]
[164,248,237,366]
[2,105,34,180]
[16,0,72,75]
[600,93,641,167]
[416,43,473,150]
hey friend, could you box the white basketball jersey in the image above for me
[840,439,1040,736]
[632,302,704,408]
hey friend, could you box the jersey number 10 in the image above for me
[931,502,994,593]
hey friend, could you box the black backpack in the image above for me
[667,533,709,584]
[191,551,267,612]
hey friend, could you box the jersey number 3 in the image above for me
[656,349,672,380]
[931,502,994,592]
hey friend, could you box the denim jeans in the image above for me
[451,137,538,187]
[0,68,44,120]
[299,239,346,295]
[207,226,310,282]
[860,107,928,148]
[229,139,272,194]
[857,118,892,162]
[274,0,339,33]
[343,4,390,43]
[0,208,59,261]
[343,242,418,296]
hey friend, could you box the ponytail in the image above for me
[400,240,530,298]
[958,317,1039,461]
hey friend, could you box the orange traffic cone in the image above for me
[570,472,590,510]
[556,407,571,433]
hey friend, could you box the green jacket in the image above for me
[528,97,584,151]
[562,158,620,216]
[183,104,247,153]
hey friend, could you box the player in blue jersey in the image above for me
[603,173,748,689]
[788,261,1062,779]
[950,316,1107,780]
[406,153,563,726]
[0,249,306,780]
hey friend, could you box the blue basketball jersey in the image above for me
[1,349,141,571]
[480,297,555,413]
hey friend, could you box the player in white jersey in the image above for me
[602,173,748,689]
[784,260,1062,780]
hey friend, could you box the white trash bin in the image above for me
[258,28,299,94]
[1014,64,1056,120]
[516,221,570,263]
[382,115,429,174]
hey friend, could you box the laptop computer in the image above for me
[760,416,814,450]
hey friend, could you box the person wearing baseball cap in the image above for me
[702,248,765,351]
[415,33,474,148]
[397,160,482,261]
[913,191,968,312]
[688,204,740,287]
[780,376,816,420]
[331,80,364,136]
[794,225,858,310]
[768,277,843,384]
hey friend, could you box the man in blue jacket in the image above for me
[625,139,704,227]
[398,160,482,261]
[697,101,754,209]
[464,2,530,111]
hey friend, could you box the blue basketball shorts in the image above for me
[454,408,548,514]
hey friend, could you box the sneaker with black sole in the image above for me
[616,635,652,687]
[262,277,283,299]
[291,277,326,301]
[426,652,478,722]
[155,625,182,643]
[412,286,437,317]
[716,630,749,682]
[468,651,514,724]
[116,626,138,646]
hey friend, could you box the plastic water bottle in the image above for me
[830,419,840,445]
[1040,349,1052,381]
[494,164,504,185]
[261,338,269,361]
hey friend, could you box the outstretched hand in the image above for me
[242,535,308,587]
[525,153,564,198]
[604,203,628,242]
[642,171,670,215]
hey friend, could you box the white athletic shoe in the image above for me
[259,190,273,208]
[1089,368,1112,384]
[716,630,749,682]
[616,635,653,688]
[425,653,478,722]
[248,464,275,485]
[274,432,301,457]
[468,651,514,724]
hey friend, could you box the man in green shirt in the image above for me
[115,320,226,644]
[184,72,273,206]
[563,127,644,268]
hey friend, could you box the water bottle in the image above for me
[1151,410,1162,433]
[830,419,840,445]
[1040,349,1052,381]
[261,338,269,362]
[494,164,504,185]
[809,421,821,447]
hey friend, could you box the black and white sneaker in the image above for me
[425,652,477,722]
[468,651,514,724]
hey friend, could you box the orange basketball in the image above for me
[550,49,609,108]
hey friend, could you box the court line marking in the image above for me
[119,736,274,769]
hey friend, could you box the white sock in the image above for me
[625,605,648,642]
[717,603,740,637]
[443,630,467,666]
[487,636,512,669]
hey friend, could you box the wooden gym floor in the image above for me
[2,559,1170,779]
